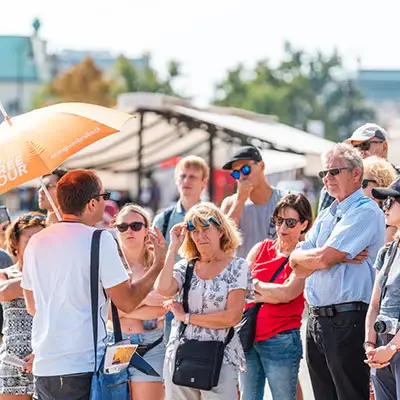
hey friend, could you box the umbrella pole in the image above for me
[39,177,62,221]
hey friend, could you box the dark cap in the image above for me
[372,176,400,200]
[222,146,263,170]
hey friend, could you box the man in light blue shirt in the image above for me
[290,143,385,400]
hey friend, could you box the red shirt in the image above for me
[247,239,305,342]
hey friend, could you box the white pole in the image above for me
[39,177,62,221]
[0,103,12,127]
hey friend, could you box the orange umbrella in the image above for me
[0,102,135,219]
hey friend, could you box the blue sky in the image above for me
[2,0,399,104]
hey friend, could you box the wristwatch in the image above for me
[184,313,190,325]
[388,342,399,353]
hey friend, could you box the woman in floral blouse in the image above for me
[155,202,249,400]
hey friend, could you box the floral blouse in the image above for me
[165,257,250,371]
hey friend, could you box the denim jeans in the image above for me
[239,329,302,400]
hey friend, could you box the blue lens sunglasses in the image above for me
[187,217,220,231]
[231,165,252,180]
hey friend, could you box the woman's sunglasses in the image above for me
[116,222,147,233]
[187,217,220,231]
[231,165,252,180]
[383,197,400,211]
[273,216,302,229]
[318,167,348,179]
[362,179,377,189]
[353,141,383,152]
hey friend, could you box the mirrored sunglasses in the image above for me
[231,165,252,180]
[187,217,220,231]
[383,197,400,211]
[318,167,348,179]
[116,222,147,233]
[273,216,301,229]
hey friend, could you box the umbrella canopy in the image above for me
[0,102,135,195]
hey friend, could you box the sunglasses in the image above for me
[273,216,302,229]
[93,192,111,201]
[383,197,400,211]
[187,217,220,231]
[318,167,348,179]
[362,179,377,189]
[231,165,252,180]
[116,222,147,233]
[353,141,383,152]
[19,214,46,223]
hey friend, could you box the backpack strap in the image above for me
[161,205,176,239]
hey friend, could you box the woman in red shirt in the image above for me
[239,193,313,400]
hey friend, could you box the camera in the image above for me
[374,315,399,335]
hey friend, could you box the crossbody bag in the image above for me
[172,259,234,391]
[236,257,289,352]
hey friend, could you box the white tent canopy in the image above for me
[63,93,335,191]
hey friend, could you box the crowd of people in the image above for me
[0,122,398,400]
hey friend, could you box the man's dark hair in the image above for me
[57,170,101,215]
[43,168,69,183]
[273,193,313,234]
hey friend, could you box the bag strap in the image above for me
[162,205,175,239]
[90,229,103,373]
[179,259,234,347]
[90,229,124,373]
[379,238,400,310]
[255,257,289,312]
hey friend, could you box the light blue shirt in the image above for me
[301,189,386,307]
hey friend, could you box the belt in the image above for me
[136,335,163,357]
[309,302,369,317]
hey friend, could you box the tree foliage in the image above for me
[112,53,182,97]
[34,58,114,108]
[213,42,374,141]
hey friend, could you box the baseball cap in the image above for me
[222,146,263,170]
[345,123,388,144]
[372,176,400,200]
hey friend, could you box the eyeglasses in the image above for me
[318,168,348,179]
[231,165,252,180]
[18,214,46,223]
[116,222,147,233]
[187,217,220,231]
[353,141,383,152]
[362,179,377,189]
[37,182,56,191]
[273,216,302,229]
[383,197,400,211]
[93,192,111,201]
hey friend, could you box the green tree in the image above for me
[214,42,374,141]
[112,53,182,97]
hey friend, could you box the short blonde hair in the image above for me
[363,156,397,188]
[175,156,210,181]
[6,212,46,257]
[180,203,241,260]
[115,203,153,269]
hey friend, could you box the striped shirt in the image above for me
[301,189,386,307]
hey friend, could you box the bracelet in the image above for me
[184,313,190,325]
[363,341,376,350]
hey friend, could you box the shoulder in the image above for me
[229,257,249,273]
[153,205,175,225]
[349,197,384,220]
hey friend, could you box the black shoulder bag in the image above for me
[172,260,234,391]
[236,257,289,352]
